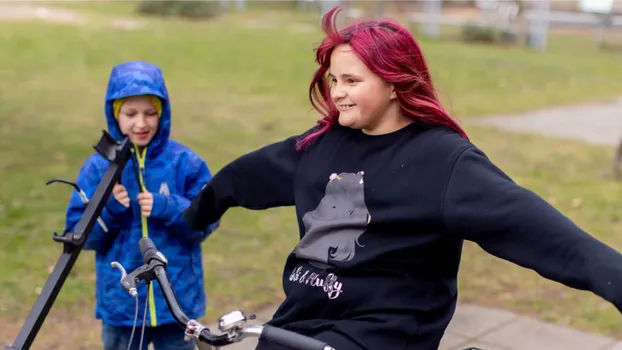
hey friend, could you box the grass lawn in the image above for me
[1,2,622,348]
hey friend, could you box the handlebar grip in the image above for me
[260,325,334,350]
[139,237,156,255]
[138,237,157,264]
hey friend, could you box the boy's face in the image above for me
[117,96,159,147]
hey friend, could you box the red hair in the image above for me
[297,7,468,150]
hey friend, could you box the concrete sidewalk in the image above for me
[439,303,622,350]
[468,96,622,147]
[204,302,622,350]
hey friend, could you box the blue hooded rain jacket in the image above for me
[64,60,218,327]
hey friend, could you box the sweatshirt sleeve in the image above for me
[150,159,219,244]
[443,145,622,312]
[183,133,303,231]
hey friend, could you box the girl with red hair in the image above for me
[185,7,622,350]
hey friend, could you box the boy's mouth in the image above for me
[133,130,150,139]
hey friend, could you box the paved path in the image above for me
[468,96,622,146]
[204,302,622,350]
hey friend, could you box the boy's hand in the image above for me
[112,183,130,208]
[137,191,153,217]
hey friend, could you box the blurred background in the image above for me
[1,0,622,348]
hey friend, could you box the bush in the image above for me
[137,0,220,20]
[461,23,497,43]
[177,1,220,19]
[137,1,176,16]
[246,0,298,11]
[461,23,519,45]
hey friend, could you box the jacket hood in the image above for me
[104,61,171,158]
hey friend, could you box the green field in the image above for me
[2,2,622,348]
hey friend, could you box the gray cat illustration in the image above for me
[294,171,370,268]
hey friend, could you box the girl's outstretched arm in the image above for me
[443,145,622,312]
[184,133,303,231]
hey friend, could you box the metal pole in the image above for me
[423,0,442,39]
[235,0,245,12]
[527,0,551,51]
[321,0,340,15]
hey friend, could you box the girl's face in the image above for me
[328,44,400,135]
[117,96,159,147]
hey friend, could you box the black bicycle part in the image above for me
[128,238,234,347]
[260,325,331,350]
[4,130,133,350]
[128,237,337,349]
[45,178,80,192]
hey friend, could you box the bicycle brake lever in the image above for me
[111,261,137,297]
[47,178,109,232]
[46,178,79,191]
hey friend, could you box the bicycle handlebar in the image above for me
[112,237,335,350]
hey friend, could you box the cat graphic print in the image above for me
[295,171,370,268]
[289,171,370,299]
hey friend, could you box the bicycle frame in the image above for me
[4,130,134,350]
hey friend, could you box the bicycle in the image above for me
[111,237,336,350]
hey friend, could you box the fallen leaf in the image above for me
[571,198,582,208]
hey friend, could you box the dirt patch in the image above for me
[0,4,143,30]
[0,309,102,350]
[0,4,86,24]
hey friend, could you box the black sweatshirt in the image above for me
[184,122,622,350]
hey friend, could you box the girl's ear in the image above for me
[390,84,397,100]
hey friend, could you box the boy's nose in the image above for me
[135,115,147,128]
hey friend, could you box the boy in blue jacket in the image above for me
[64,60,218,350]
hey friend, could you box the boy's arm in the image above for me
[183,134,302,231]
[65,157,128,254]
[443,146,622,312]
[150,158,219,244]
